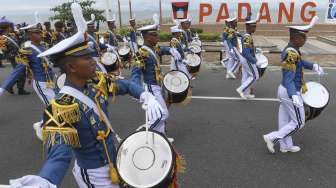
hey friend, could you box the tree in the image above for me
[50,0,105,24]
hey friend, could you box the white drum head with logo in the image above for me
[189,44,201,54]
[56,73,66,89]
[118,45,131,56]
[302,82,329,108]
[137,37,144,46]
[256,53,268,68]
[185,54,201,67]
[117,130,174,188]
[163,71,189,93]
[101,52,117,65]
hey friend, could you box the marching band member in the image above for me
[180,17,195,49]
[131,14,181,142]
[106,16,120,48]
[127,17,140,54]
[236,14,260,99]
[220,20,230,68]
[225,15,240,79]
[263,16,324,153]
[87,21,101,61]
[170,25,192,79]
[9,4,163,188]
[52,21,67,45]
[0,18,29,95]
[42,21,53,47]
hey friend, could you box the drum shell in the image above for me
[103,62,118,73]
[163,87,189,104]
[116,130,176,188]
[258,67,267,78]
[118,46,132,62]
[187,64,201,74]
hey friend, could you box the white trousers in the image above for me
[170,58,192,79]
[144,84,169,134]
[238,59,259,95]
[265,85,305,149]
[227,47,241,74]
[32,80,55,106]
[73,161,120,188]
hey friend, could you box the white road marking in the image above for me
[192,96,280,102]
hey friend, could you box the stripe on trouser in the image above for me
[273,104,302,144]
[35,81,49,105]
[84,169,95,188]
[242,62,256,92]
[80,168,91,188]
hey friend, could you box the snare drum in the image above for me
[116,130,176,188]
[301,82,329,121]
[256,53,268,78]
[56,73,66,89]
[101,51,119,73]
[191,38,202,47]
[184,53,201,74]
[137,36,144,46]
[189,43,202,57]
[163,70,190,104]
[118,45,131,61]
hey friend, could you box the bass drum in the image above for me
[256,53,268,78]
[301,82,330,121]
[118,45,131,62]
[101,51,119,73]
[163,70,190,104]
[116,130,176,188]
[56,73,66,90]
[184,53,201,74]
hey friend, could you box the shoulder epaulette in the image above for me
[139,47,149,58]
[243,34,253,48]
[170,38,179,48]
[282,49,300,71]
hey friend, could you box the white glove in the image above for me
[0,88,4,96]
[292,95,303,107]
[10,175,56,188]
[313,64,324,75]
[170,48,181,61]
[140,92,164,125]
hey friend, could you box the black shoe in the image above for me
[8,88,14,94]
[18,90,30,95]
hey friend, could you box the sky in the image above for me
[0,0,330,24]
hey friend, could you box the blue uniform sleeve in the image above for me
[38,139,73,187]
[301,60,314,70]
[116,79,144,99]
[131,66,143,86]
[1,63,26,91]
[282,69,297,97]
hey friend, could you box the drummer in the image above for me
[180,17,196,49]
[236,14,260,99]
[263,16,324,153]
[8,3,164,187]
[106,16,120,48]
[131,15,181,142]
[170,24,192,79]
[225,14,240,79]
[220,20,230,68]
[86,20,102,61]
[127,17,140,54]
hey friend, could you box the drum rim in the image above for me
[116,129,175,187]
[185,53,201,67]
[302,81,330,109]
[101,52,118,65]
[118,45,131,55]
[162,70,190,94]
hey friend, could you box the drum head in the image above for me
[189,44,201,54]
[118,46,131,56]
[185,54,201,67]
[256,53,268,68]
[191,39,202,47]
[137,37,144,46]
[101,52,117,66]
[117,130,174,188]
[56,73,66,89]
[302,82,329,108]
[163,71,190,94]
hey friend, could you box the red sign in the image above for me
[172,2,189,20]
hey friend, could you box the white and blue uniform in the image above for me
[264,44,314,150]
[226,28,241,75]
[237,33,259,95]
[39,74,144,188]
[170,37,192,79]
[131,45,172,134]
[1,43,55,105]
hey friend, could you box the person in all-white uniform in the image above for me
[263,16,324,153]
[236,14,260,99]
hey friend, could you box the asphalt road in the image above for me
[0,63,335,188]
